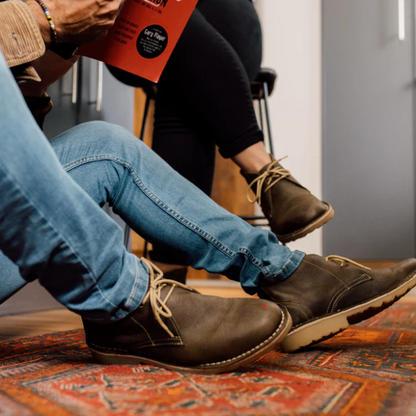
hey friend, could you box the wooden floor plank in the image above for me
[1,284,414,342]
[0,309,83,341]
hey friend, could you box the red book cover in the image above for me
[78,0,198,83]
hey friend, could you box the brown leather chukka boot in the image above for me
[242,156,334,243]
[84,259,292,374]
[258,254,416,352]
[163,267,188,284]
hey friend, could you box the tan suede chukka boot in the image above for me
[84,259,292,374]
[242,156,334,243]
[258,255,416,352]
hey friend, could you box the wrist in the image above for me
[23,94,53,129]
[25,0,52,47]
[19,82,47,98]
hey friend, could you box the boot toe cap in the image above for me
[276,198,329,235]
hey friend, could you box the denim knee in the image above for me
[51,121,148,168]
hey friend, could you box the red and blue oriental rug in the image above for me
[0,303,415,416]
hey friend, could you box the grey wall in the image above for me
[322,0,416,259]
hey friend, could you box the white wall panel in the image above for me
[255,0,323,254]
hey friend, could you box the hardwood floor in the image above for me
[0,309,83,342]
[0,285,415,342]
[0,286,249,342]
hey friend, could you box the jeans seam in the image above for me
[124,257,141,309]
[237,247,270,275]
[64,155,253,263]
[0,157,120,311]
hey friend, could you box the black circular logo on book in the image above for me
[136,25,168,59]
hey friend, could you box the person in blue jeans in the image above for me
[1,47,295,373]
[3,49,416,370]
[2,0,416,374]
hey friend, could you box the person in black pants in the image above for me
[150,0,334,278]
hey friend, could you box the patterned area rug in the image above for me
[0,303,415,416]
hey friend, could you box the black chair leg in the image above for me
[263,81,275,157]
[139,93,152,142]
[258,98,264,132]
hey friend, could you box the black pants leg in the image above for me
[151,0,263,264]
[153,0,263,193]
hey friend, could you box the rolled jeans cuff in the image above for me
[261,250,305,286]
[86,258,149,323]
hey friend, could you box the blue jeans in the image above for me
[0,51,304,322]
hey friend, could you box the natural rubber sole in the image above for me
[281,271,416,352]
[89,308,292,374]
[277,202,334,244]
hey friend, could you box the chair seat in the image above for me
[108,64,277,103]
[106,65,157,98]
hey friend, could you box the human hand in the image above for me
[26,0,126,46]
[20,51,78,97]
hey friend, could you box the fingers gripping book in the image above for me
[79,0,199,83]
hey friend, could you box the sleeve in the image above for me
[24,93,53,129]
[0,0,45,68]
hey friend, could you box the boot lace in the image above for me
[324,255,371,270]
[247,156,290,205]
[141,258,195,337]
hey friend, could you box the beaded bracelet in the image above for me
[32,0,58,45]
